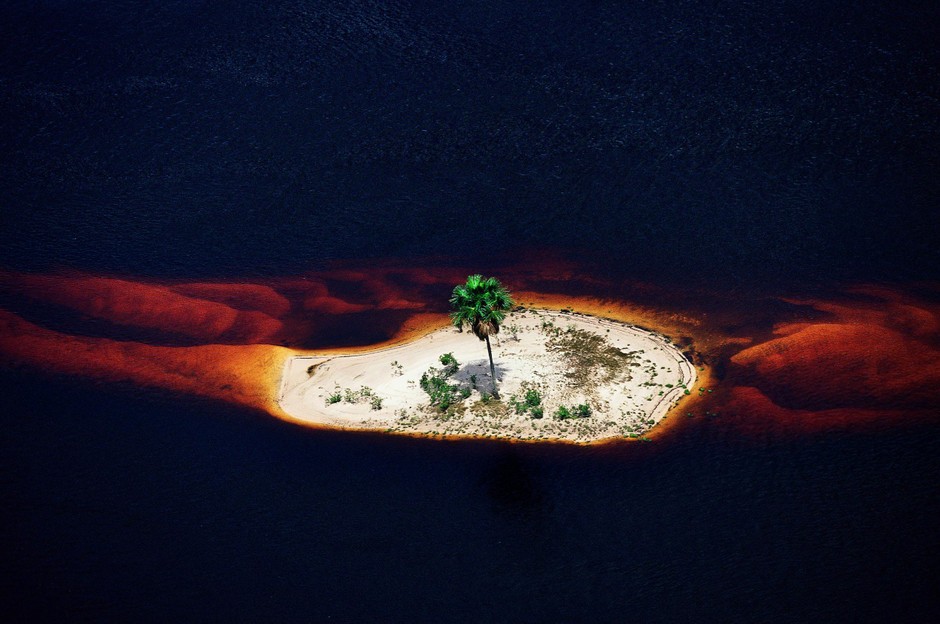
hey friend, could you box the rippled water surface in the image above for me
[1,1,938,621]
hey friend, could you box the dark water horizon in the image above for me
[1,0,938,287]
[2,1,939,621]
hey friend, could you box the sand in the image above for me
[277,309,697,443]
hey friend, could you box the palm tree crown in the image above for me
[450,275,514,397]
[449,274,514,339]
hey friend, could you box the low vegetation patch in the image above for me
[326,385,383,410]
[438,352,459,375]
[508,384,543,418]
[555,403,592,420]
[420,353,465,411]
[546,327,634,390]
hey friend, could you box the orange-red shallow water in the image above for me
[1,261,937,441]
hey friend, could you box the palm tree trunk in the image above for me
[485,335,499,398]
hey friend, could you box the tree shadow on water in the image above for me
[479,451,547,515]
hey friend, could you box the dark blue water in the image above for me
[1,0,938,285]
[2,1,939,621]
[2,371,938,622]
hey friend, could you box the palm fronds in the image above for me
[449,274,514,341]
[449,274,514,398]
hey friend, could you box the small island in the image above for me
[277,305,696,443]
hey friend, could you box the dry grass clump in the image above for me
[546,327,634,390]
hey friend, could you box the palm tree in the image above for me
[449,274,515,398]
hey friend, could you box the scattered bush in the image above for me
[531,406,544,419]
[420,359,467,412]
[508,386,543,418]
[420,371,457,410]
[524,388,542,408]
[438,352,459,375]
[328,386,383,408]
[555,403,591,419]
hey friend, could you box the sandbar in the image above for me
[277,309,696,443]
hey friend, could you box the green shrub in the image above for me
[331,386,383,407]
[420,367,462,411]
[509,396,527,415]
[508,387,543,416]
[524,388,542,408]
[438,352,459,375]
[555,403,591,419]
[531,406,544,419]
[350,387,374,401]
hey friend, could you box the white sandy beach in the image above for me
[278,309,696,443]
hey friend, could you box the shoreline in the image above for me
[277,308,697,443]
